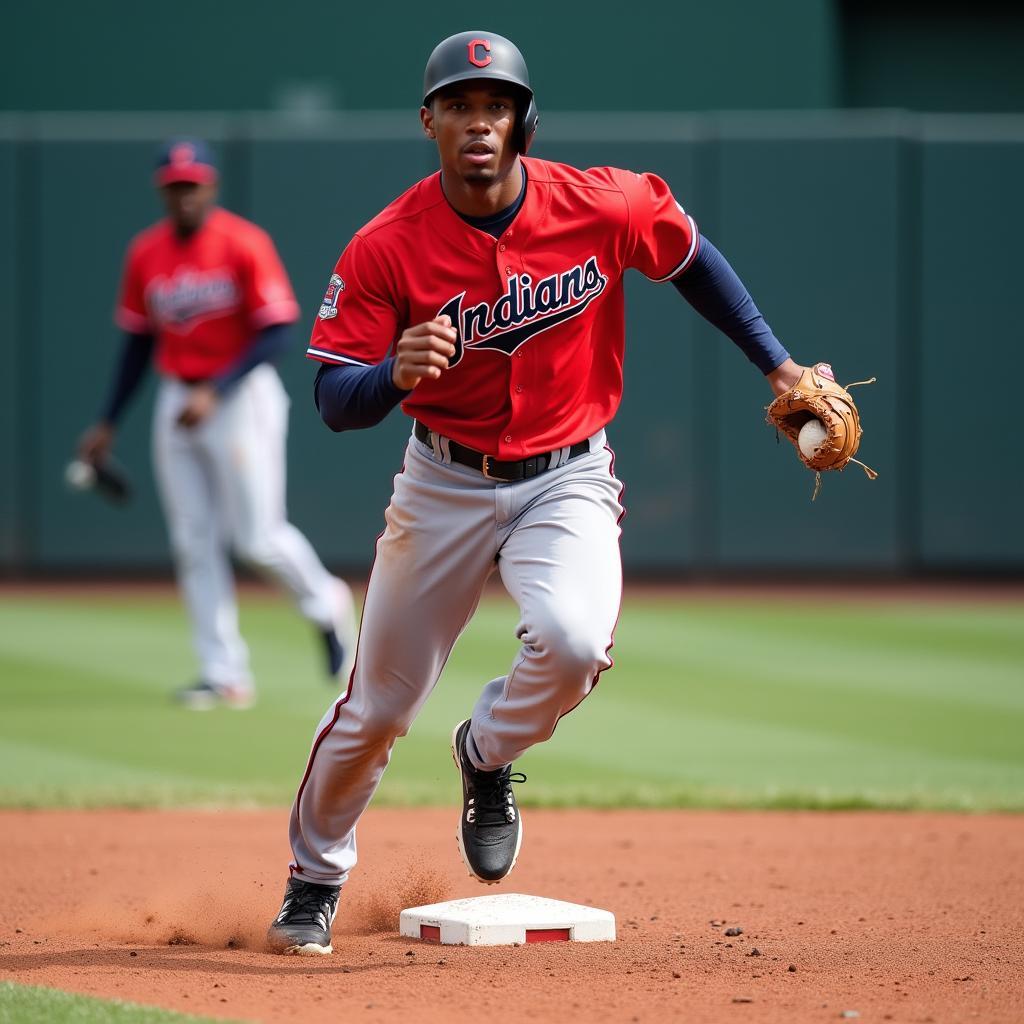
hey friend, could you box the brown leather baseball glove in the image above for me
[765,362,877,499]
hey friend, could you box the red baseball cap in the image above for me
[154,138,218,186]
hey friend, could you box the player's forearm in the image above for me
[101,331,155,425]
[212,322,292,395]
[314,359,411,432]
[672,237,790,374]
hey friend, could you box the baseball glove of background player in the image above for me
[765,362,877,500]
[64,456,133,505]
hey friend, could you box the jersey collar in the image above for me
[429,159,543,245]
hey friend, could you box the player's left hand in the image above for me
[177,383,219,428]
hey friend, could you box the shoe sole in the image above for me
[266,927,333,956]
[176,691,254,711]
[450,721,523,886]
[177,695,218,711]
[280,941,333,956]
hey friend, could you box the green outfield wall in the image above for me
[2,1,839,114]
[6,2,1024,116]
[1,111,1021,576]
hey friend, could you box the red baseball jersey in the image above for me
[307,156,698,457]
[116,207,300,380]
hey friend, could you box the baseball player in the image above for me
[267,32,809,954]
[77,139,356,709]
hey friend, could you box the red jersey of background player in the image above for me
[116,207,300,380]
[306,156,698,459]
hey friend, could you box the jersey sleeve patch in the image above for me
[306,235,400,366]
[318,275,345,320]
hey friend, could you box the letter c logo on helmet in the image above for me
[468,38,491,68]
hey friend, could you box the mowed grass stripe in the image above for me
[0,598,334,704]
[0,981,239,1024]
[1,707,320,786]
[441,690,1024,809]
[623,605,1023,705]
[1,591,1022,810]
[543,719,1024,803]
[632,633,1024,711]
[0,736,196,788]
[597,658,1024,764]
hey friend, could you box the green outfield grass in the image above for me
[0,589,1021,811]
[0,982,232,1024]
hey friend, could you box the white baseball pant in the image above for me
[152,364,343,689]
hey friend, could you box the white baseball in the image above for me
[65,459,96,491]
[798,419,828,459]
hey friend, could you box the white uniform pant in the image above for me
[288,429,624,886]
[153,365,338,688]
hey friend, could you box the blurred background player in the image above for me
[77,138,356,709]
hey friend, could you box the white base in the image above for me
[399,893,616,946]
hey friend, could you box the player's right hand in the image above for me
[77,422,116,465]
[392,316,457,390]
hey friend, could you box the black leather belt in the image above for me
[414,421,589,482]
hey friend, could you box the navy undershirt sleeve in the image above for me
[314,359,411,432]
[211,321,292,394]
[672,237,790,374]
[102,331,155,425]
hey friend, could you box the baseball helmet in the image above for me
[422,31,539,154]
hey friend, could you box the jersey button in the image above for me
[505,267,512,276]
[515,385,523,393]
[498,243,506,252]
[505,435,512,443]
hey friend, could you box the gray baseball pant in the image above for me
[287,428,624,886]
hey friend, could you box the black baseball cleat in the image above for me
[174,680,254,711]
[266,877,341,956]
[451,719,527,884]
[321,579,357,687]
[321,628,346,678]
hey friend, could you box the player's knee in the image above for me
[233,535,278,571]
[357,700,416,747]
[532,612,611,683]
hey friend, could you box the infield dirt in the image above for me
[1,809,1021,1023]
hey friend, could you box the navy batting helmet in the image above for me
[422,31,539,154]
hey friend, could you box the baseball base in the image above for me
[399,893,616,946]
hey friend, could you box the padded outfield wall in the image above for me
[0,111,1021,576]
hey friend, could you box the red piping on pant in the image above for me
[288,462,407,876]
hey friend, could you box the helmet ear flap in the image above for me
[519,95,539,154]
